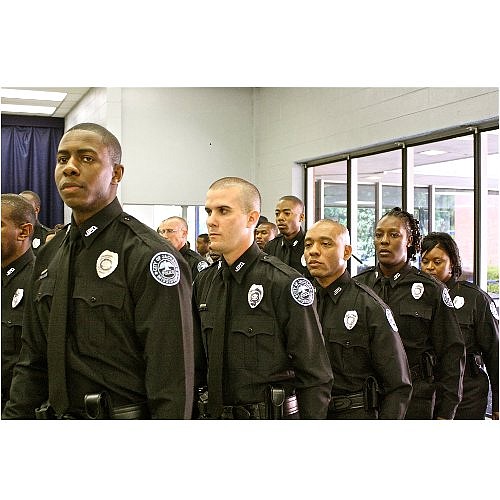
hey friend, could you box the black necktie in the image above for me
[282,241,292,266]
[47,226,80,415]
[317,287,328,324]
[207,266,230,418]
[380,277,391,303]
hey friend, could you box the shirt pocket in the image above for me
[72,280,126,352]
[398,302,433,344]
[230,315,277,370]
[326,322,370,371]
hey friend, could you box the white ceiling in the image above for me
[1,87,90,117]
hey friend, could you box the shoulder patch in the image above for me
[150,252,180,286]
[490,302,499,321]
[386,308,399,332]
[291,277,314,306]
[453,295,465,309]
[197,260,209,272]
[442,288,454,308]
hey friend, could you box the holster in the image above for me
[84,392,112,419]
[197,386,209,419]
[35,401,56,419]
[467,352,484,377]
[363,376,380,410]
[420,351,437,383]
[265,385,286,420]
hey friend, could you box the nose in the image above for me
[307,242,320,256]
[206,212,216,227]
[62,157,79,176]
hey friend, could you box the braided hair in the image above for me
[381,207,422,261]
[421,232,462,278]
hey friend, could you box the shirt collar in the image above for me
[223,242,262,284]
[375,262,412,285]
[322,270,351,303]
[71,198,123,248]
[2,248,35,283]
[281,227,304,247]
[445,276,457,289]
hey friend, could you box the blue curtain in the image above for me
[1,114,64,228]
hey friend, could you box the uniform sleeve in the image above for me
[431,286,466,419]
[475,293,499,412]
[132,250,194,419]
[2,275,49,419]
[191,274,209,418]
[280,281,333,419]
[366,303,413,419]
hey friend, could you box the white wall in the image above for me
[254,87,498,217]
[120,87,254,206]
[64,87,498,220]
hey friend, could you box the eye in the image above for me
[322,241,332,247]
[304,242,312,248]
[390,232,400,238]
[205,208,211,216]
[421,259,428,265]
[375,232,382,239]
[57,156,68,164]
[82,155,94,163]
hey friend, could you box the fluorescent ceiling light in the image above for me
[1,88,67,101]
[0,104,56,115]
[419,149,447,156]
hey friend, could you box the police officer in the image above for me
[255,221,278,250]
[3,123,194,419]
[158,216,209,279]
[264,195,310,277]
[1,194,36,412]
[421,232,499,419]
[356,207,465,419]
[193,177,333,419]
[305,219,412,419]
[19,190,53,254]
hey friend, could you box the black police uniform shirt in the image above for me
[1,248,35,408]
[31,220,52,255]
[193,242,333,419]
[3,198,194,419]
[263,228,311,278]
[356,263,465,420]
[316,270,412,419]
[446,277,499,413]
[179,243,209,280]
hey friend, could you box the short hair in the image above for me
[421,232,462,278]
[278,195,304,212]
[315,218,351,245]
[379,207,421,261]
[197,233,210,243]
[162,216,188,231]
[1,193,36,228]
[65,123,122,164]
[209,176,261,213]
[258,221,278,237]
[19,190,41,210]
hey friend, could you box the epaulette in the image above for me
[354,266,376,277]
[259,252,299,278]
[456,280,493,301]
[352,279,389,309]
[119,213,175,251]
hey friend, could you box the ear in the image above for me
[111,164,124,185]
[343,244,353,261]
[18,222,33,242]
[247,210,260,228]
[407,234,413,248]
[299,212,305,223]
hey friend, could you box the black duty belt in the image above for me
[221,395,299,420]
[329,391,365,412]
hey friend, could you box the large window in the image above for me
[307,123,499,298]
